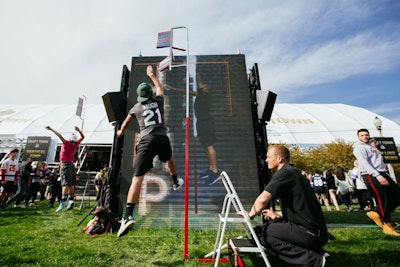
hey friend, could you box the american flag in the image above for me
[157,30,173,48]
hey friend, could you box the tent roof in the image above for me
[267,103,400,148]
[0,104,114,152]
[1,103,399,152]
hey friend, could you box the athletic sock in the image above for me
[171,174,178,184]
[125,203,136,219]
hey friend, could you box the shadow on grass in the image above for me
[151,260,186,266]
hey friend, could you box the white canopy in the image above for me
[267,103,400,148]
[0,104,114,153]
[1,103,399,153]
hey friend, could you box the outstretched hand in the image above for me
[146,65,154,77]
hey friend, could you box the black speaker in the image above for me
[102,92,126,123]
[256,90,277,122]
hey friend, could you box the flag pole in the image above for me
[184,27,190,261]
[171,25,190,260]
[159,26,190,260]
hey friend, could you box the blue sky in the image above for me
[1,0,399,124]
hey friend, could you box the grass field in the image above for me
[1,201,400,267]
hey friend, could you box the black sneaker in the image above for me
[117,216,136,238]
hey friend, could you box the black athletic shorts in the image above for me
[133,135,172,176]
[196,118,215,149]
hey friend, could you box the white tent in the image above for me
[267,103,400,148]
[0,104,114,154]
[1,103,399,153]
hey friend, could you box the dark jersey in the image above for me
[311,175,327,194]
[21,162,33,182]
[194,89,212,121]
[265,163,327,234]
[129,95,167,138]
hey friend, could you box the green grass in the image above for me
[1,202,400,267]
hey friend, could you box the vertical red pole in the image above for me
[184,116,190,259]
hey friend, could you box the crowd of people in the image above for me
[0,156,62,209]
[1,126,85,211]
[303,162,373,213]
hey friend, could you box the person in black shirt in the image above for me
[166,71,220,185]
[240,145,328,267]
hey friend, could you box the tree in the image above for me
[289,140,357,173]
[273,141,399,180]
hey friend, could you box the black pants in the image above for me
[254,220,327,267]
[362,173,400,222]
[25,182,40,205]
[355,188,373,210]
[49,181,62,205]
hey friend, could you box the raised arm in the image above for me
[75,126,85,141]
[147,65,163,96]
[165,84,197,96]
[45,126,66,143]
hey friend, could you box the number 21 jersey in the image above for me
[129,95,167,138]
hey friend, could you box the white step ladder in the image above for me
[206,171,271,267]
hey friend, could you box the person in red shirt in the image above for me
[45,126,84,212]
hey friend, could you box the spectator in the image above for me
[95,164,109,193]
[311,170,332,211]
[25,161,44,207]
[334,166,354,212]
[39,162,50,201]
[239,145,328,266]
[324,168,340,211]
[353,128,400,236]
[301,170,308,180]
[7,157,32,207]
[350,160,374,211]
[48,164,62,208]
[0,148,20,208]
[45,125,85,212]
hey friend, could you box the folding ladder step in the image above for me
[229,238,263,253]
[219,214,247,223]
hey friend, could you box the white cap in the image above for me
[69,133,78,142]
